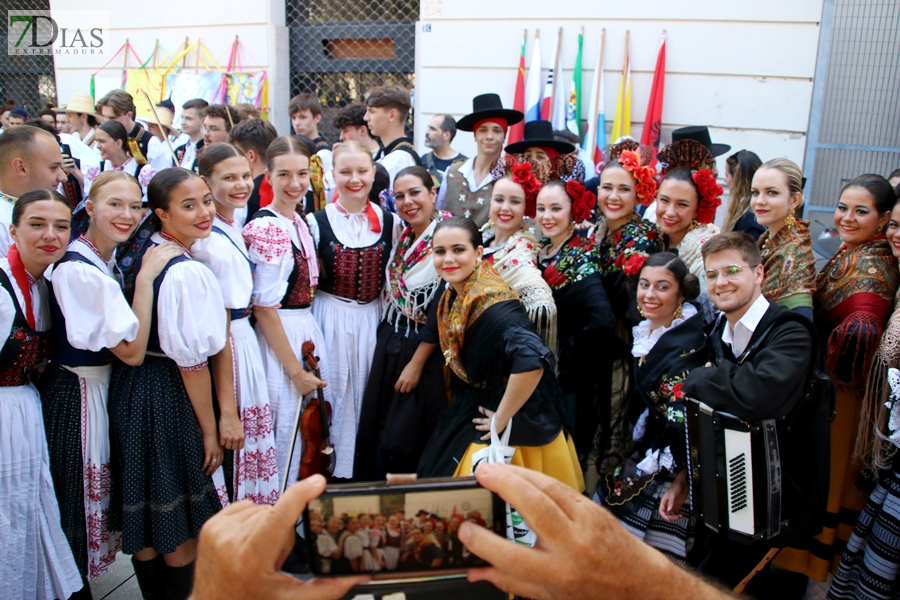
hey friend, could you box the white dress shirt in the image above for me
[721,293,770,356]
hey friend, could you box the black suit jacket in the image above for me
[683,300,813,421]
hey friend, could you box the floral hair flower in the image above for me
[566,180,597,223]
[617,150,658,207]
[508,158,543,218]
[622,253,648,276]
[691,169,723,224]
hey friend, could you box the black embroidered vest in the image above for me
[0,269,48,386]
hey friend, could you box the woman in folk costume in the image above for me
[829,196,900,599]
[354,166,448,481]
[776,174,900,586]
[480,157,557,350]
[241,136,329,487]
[437,94,524,228]
[417,217,582,492]
[536,179,616,465]
[82,120,156,203]
[722,150,764,239]
[39,172,181,587]
[195,142,284,504]
[588,141,665,479]
[750,158,817,320]
[307,140,401,481]
[654,140,722,290]
[593,253,707,563]
[0,190,82,599]
[503,119,586,187]
[107,168,230,600]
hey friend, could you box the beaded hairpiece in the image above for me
[657,139,722,224]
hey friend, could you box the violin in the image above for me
[299,341,335,480]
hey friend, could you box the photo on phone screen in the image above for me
[303,479,500,577]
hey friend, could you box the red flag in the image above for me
[509,31,527,144]
[641,33,666,168]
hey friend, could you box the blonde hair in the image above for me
[757,157,806,210]
[88,170,141,204]
[332,140,375,167]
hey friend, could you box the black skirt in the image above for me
[353,318,446,481]
[39,364,89,577]
[107,355,222,554]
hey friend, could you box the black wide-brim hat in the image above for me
[456,93,524,132]
[505,120,576,155]
[671,125,731,157]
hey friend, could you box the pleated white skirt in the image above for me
[311,292,381,479]
[231,317,280,504]
[256,307,333,487]
[0,383,83,599]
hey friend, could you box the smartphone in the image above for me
[302,477,505,579]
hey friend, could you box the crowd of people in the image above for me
[308,507,488,574]
[1,81,900,600]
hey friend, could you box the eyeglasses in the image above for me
[200,125,222,134]
[705,264,750,282]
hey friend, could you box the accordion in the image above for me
[685,398,785,543]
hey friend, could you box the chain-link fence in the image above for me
[0,0,57,118]
[286,0,418,144]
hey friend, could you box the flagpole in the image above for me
[586,29,605,161]
[549,27,563,122]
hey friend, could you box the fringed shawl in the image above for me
[483,228,557,353]
[815,236,899,383]
[759,219,817,306]
[383,217,444,334]
[859,297,900,473]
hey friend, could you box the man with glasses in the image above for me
[682,232,826,595]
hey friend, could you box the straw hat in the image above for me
[53,92,99,117]
[139,106,177,135]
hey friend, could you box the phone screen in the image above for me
[302,478,503,578]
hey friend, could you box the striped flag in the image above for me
[541,31,560,121]
[582,29,606,171]
[509,31,528,143]
[611,32,631,141]
[566,30,584,136]
[641,33,666,168]
[524,31,543,122]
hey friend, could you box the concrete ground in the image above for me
[89,555,140,599]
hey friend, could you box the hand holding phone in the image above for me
[192,475,368,600]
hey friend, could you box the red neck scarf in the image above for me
[335,199,382,234]
[7,245,36,329]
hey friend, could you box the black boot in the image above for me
[131,555,166,600]
[164,561,195,600]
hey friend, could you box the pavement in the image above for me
[90,555,141,599]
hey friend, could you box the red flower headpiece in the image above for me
[617,150,658,207]
[566,180,597,223]
[622,253,648,276]
[692,168,723,224]
[508,157,543,218]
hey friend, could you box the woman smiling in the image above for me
[82,120,156,203]
[355,166,448,481]
[40,172,181,584]
[417,217,582,492]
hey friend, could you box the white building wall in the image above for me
[49,0,290,133]
[414,0,825,178]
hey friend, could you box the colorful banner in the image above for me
[541,31,559,121]
[611,32,631,142]
[582,30,606,170]
[165,71,226,128]
[226,72,267,111]
[125,69,167,120]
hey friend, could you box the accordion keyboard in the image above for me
[724,429,755,536]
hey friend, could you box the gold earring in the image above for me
[638,305,646,318]
[674,304,683,320]
[688,220,699,232]
[486,217,495,229]
[783,212,797,228]
[566,222,576,236]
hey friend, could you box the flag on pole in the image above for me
[541,29,561,121]
[582,29,606,170]
[641,32,667,168]
[611,31,631,142]
[551,29,567,130]
[566,29,584,136]
[509,30,528,143]
[524,30,543,122]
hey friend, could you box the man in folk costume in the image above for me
[437,93,523,228]
[365,85,421,184]
[173,98,209,172]
[0,126,68,256]
[138,105,180,171]
[97,90,153,167]
[57,91,101,149]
